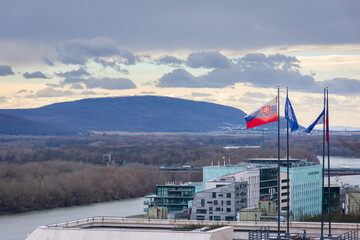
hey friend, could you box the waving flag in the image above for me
[285,96,299,132]
[304,109,325,133]
[245,97,278,129]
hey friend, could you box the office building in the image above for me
[191,181,247,221]
[145,184,195,212]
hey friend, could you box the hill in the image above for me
[0,113,75,135]
[0,96,292,134]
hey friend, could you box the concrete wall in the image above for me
[26,226,234,240]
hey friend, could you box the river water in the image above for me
[0,197,146,240]
[318,155,360,188]
[2,156,360,240]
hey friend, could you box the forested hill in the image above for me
[0,96,291,134]
[0,113,75,135]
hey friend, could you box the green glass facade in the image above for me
[203,163,322,221]
[147,185,195,212]
[281,165,322,221]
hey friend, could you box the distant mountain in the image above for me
[0,113,75,135]
[0,96,293,134]
[329,126,360,131]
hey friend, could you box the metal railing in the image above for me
[339,229,359,240]
[249,226,270,240]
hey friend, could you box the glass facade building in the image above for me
[281,164,322,221]
[203,161,322,221]
[146,185,195,212]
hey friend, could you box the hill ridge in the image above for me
[0,96,248,133]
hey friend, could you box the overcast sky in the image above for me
[0,0,359,128]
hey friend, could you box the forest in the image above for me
[0,133,359,214]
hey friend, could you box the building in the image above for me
[205,169,260,208]
[348,189,360,213]
[147,207,168,219]
[191,181,247,221]
[145,184,195,212]
[202,158,322,221]
[26,218,234,240]
[203,164,279,208]
[280,163,322,220]
[324,185,341,212]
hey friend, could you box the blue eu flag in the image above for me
[285,97,299,132]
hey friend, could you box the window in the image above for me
[212,192,216,198]
[219,194,223,197]
[214,200,218,205]
[226,193,231,198]
[197,209,207,214]
[214,216,221,221]
[196,216,205,220]
[226,200,231,205]
[201,199,205,207]
[225,216,234,221]
[226,208,231,212]
[215,207,220,211]
[209,207,213,212]
[209,216,213,220]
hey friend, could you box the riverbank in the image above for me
[0,161,165,215]
[0,197,146,240]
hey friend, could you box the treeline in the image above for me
[0,161,201,214]
[301,212,360,223]
[0,134,332,166]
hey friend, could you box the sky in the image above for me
[0,0,359,128]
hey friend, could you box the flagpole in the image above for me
[320,88,325,240]
[277,85,281,240]
[286,87,290,237]
[327,87,332,237]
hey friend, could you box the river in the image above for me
[318,155,360,188]
[0,197,146,240]
[2,156,360,240]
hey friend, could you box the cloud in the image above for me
[16,89,28,94]
[191,92,212,97]
[80,90,97,95]
[186,51,231,69]
[84,77,137,90]
[94,58,129,74]
[70,83,84,89]
[0,65,14,76]
[242,92,268,99]
[23,71,48,79]
[43,57,54,66]
[141,91,156,94]
[34,87,75,98]
[157,69,201,88]
[156,56,184,66]
[57,37,139,66]
[321,78,360,95]
[56,68,91,78]
[157,53,319,90]
[1,1,358,50]
[60,77,137,90]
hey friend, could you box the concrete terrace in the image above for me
[26,217,359,240]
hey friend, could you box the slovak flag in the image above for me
[245,97,278,129]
